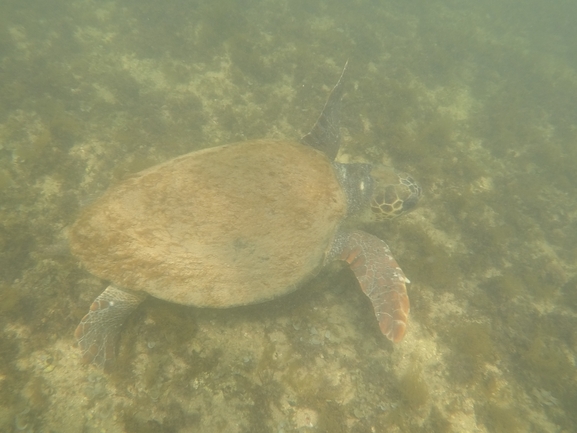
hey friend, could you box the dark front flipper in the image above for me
[75,285,146,369]
[328,230,410,342]
[300,60,348,161]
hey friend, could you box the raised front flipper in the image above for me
[301,60,348,161]
[74,285,145,368]
[328,230,410,342]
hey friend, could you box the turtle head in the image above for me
[368,165,422,221]
[332,162,421,221]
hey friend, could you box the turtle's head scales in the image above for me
[369,165,422,221]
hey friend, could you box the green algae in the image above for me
[0,334,22,406]
[397,366,429,409]
[562,276,577,312]
[522,335,574,390]
[480,403,523,433]
[446,322,496,386]
[453,322,494,360]
[0,284,22,314]
[0,0,576,432]
[481,272,524,303]
[398,223,459,292]
[426,406,453,433]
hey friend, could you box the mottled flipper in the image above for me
[328,230,410,342]
[74,285,145,368]
[301,60,348,161]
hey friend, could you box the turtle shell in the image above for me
[69,139,347,308]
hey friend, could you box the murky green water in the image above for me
[1,0,576,432]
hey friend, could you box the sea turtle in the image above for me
[71,62,421,368]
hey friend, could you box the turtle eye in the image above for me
[401,194,419,212]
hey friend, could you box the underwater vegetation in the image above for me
[0,0,576,431]
[397,366,429,409]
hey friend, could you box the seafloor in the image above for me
[1,0,576,432]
